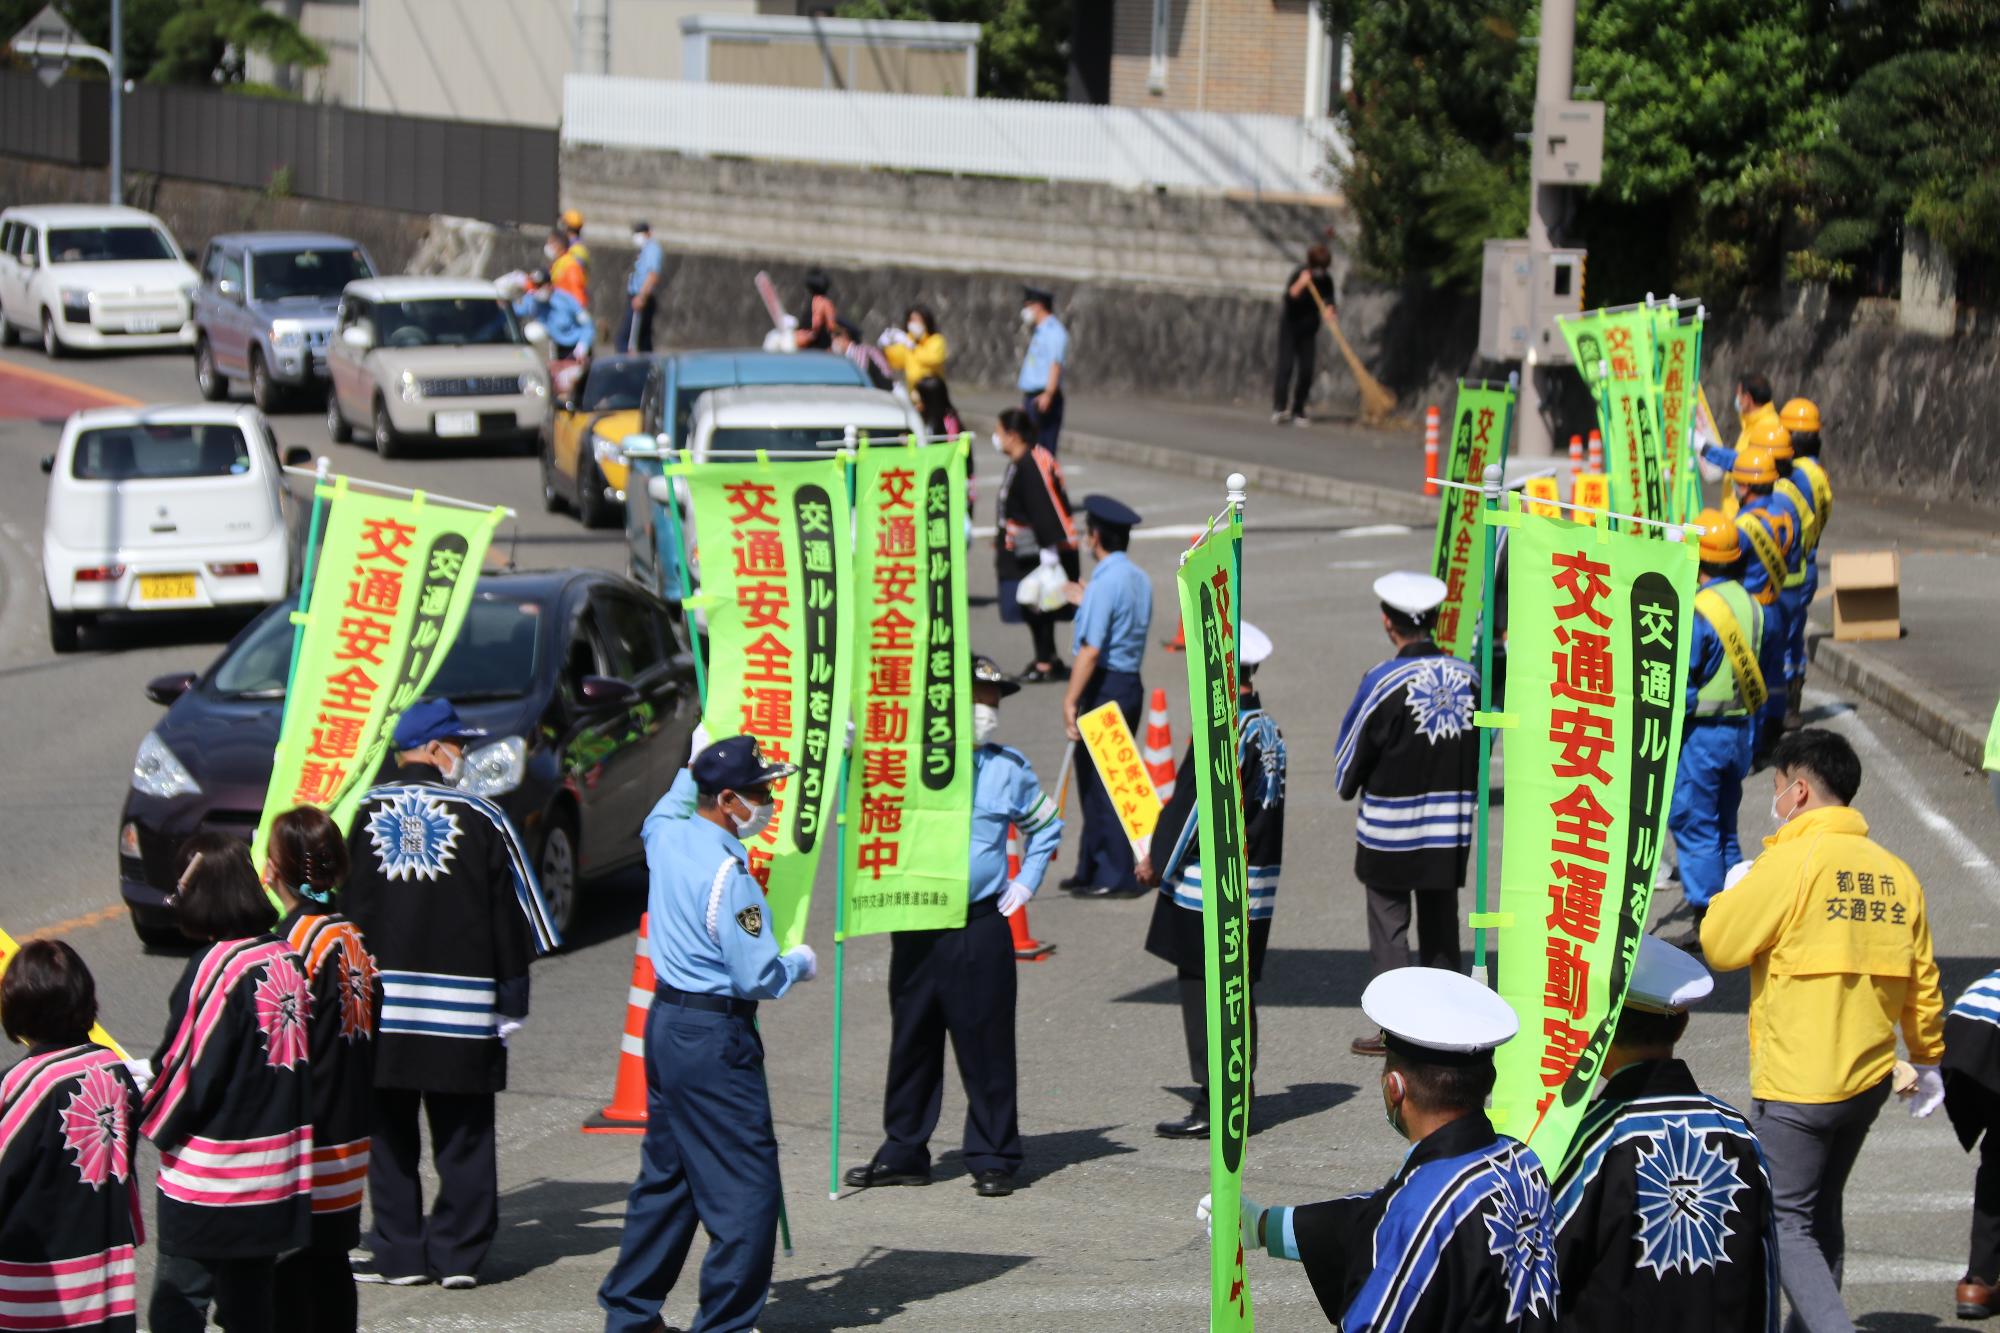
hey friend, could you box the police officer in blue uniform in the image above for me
[598,736,820,1333]
[846,656,1063,1199]
[1060,494,1152,896]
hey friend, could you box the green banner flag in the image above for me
[1178,514,1254,1331]
[254,478,502,865]
[841,441,974,937]
[1556,308,1613,402]
[682,458,854,950]
[1429,379,1514,657]
[1562,309,1667,527]
[1653,306,1705,522]
[1489,511,1697,1171]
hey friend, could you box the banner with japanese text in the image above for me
[1428,380,1514,658]
[1489,511,1697,1172]
[1653,308,1705,522]
[1078,701,1164,851]
[1560,309,1667,529]
[683,459,853,950]
[1178,514,1254,1332]
[840,442,973,938]
[254,478,501,864]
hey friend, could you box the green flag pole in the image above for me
[1471,454,1505,986]
[658,457,706,706]
[828,439,860,1201]
[263,456,333,910]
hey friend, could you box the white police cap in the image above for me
[1372,571,1448,620]
[1240,621,1272,667]
[1624,934,1714,1014]
[1361,967,1519,1056]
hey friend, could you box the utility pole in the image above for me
[1517,0,1574,458]
[6,3,125,206]
[109,0,122,206]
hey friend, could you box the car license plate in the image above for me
[435,411,478,438]
[125,316,161,334]
[138,573,196,602]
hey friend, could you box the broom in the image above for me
[1305,279,1397,426]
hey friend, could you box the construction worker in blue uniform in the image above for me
[598,736,820,1333]
[1724,438,1799,759]
[1060,494,1153,896]
[846,656,1062,1199]
[1667,509,1770,941]
[1778,398,1833,730]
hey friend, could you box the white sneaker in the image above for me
[1292,413,1312,427]
[1271,411,1290,425]
[440,1274,478,1290]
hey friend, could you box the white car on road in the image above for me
[40,404,307,653]
[0,205,200,357]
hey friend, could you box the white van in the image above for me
[40,404,305,653]
[0,205,200,357]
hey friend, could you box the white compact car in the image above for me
[40,404,306,653]
[0,205,200,357]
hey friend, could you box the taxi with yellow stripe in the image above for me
[540,353,651,528]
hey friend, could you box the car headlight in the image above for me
[399,369,422,404]
[592,432,625,465]
[132,730,201,799]
[458,735,526,798]
[521,373,547,398]
[270,321,305,351]
[59,287,92,308]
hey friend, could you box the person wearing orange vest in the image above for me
[548,216,590,308]
[991,406,1078,682]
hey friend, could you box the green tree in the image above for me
[833,0,1069,102]
[0,0,323,86]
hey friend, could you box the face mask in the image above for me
[973,703,1000,746]
[438,745,465,784]
[907,321,925,338]
[1771,780,1800,828]
[989,432,1005,454]
[544,242,561,261]
[732,797,775,841]
[631,233,647,248]
[1020,307,1036,326]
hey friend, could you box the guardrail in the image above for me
[562,73,1344,196]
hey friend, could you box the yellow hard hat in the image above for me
[1733,443,1779,486]
[1781,398,1821,434]
[560,209,585,233]
[1693,507,1742,564]
[1749,418,1793,462]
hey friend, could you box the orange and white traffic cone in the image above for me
[1162,620,1186,653]
[1568,434,1583,483]
[1143,688,1176,799]
[582,914,655,1134]
[1587,429,1603,475]
[1423,406,1441,496]
[1006,825,1055,961]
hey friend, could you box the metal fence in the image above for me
[0,71,109,165]
[562,73,1345,197]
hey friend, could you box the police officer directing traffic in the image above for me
[846,656,1063,1199]
[1060,494,1152,896]
[598,736,820,1333]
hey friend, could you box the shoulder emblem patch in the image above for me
[736,905,763,938]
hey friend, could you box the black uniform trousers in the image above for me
[1273,321,1319,416]
[149,1253,276,1333]
[364,1088,498,1280]
[873,900,1022,1178]
[1963,1081,2000,1283]
[1074,667,1144,891]
[273,1213,360,1333]
[1364,882,1462,978]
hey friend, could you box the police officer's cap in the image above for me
[1082,494,1143,529]
[971,654,1021,698]
[1623,935,1714,1014]
[1373,571,1448,621]
[1362,967,1519,1063]
[1022,285,1055,308]
[1240,622,1272,667]
[393,698,488,750]
[691,735,799,795]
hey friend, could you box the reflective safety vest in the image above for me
[1735,509,1787,606]
[1773,476,1816,588]
[1694,580,1766,717]
[1793,457,1833,552]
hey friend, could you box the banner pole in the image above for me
[829,447,858,1202]
[281,457,332,705]
[1472,457,1504,987]
[657,455,706,708]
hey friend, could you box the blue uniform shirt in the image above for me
[642,769,807,1000]
[968,744,1062,903]
[1737,491,1802,599]
[513,287,595,351]
[1686,576,1774,717]
[628,238,663,296]
[1073,550,1152,673]
[1017,315,1069,392]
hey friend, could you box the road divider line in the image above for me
[30,903,127,940]
[0,359,141,407]
[1335,523,1412,539]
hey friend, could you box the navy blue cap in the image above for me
[691,735,799,795]
[1023,285,1054,307]
[1082,493,1142,528]
[392,698,487,750]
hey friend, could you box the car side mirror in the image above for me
[557,396,577,413]
[340,324,372,351]
[283,446,313,468]
[217,278,241,303]
[579,675,640,708]
[39,455,54,474]
[144,671,197,706]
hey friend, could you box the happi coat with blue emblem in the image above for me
[1334,640,1479,891]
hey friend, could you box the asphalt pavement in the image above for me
[2,343,1996,1330]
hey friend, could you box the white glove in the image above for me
[690,722,711,758]
[998,880,1034,916]
[1038,547,1061,570]
[1698,454,1726,485]
[1723,860,1754,893]
[1240,1195,1267,1252]
[786,944,819,982]
[1910,1064,1945,1118]
[497,1018,525,1046]
[1196,1191,1214,1238]
[121,1058,154,1094]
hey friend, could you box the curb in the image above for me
[1808,628,1986,771]
[1056,429,1437,526]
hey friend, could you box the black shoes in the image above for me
[1019,660,1070,683]
[843,1161,931,1189]
[1351,1032,1388,1057]
[974,1170,1015,1197]
[1058,873,1091,890]
[1156,1109,1210,1139]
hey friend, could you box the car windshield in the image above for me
[252,247,372,302]
[580,359,648,412]
[48,226,177,264]
[708,425,896,454]
[71,424,250,481]
[209,593,543,700]
[375,298,522,349]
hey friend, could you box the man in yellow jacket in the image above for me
[1703,726,1945,1333]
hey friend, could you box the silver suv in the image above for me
[193,232,376,411]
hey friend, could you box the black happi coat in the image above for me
[343,764,553,1095]
[141,935,314,1259]
[994,443,1078,583]
[280,906,382,1249]
[0,1043,143,1331]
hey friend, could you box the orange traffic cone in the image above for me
[582,914,655,1134]
[1143,688,1177,799]
[1006,825,1055,961]
[1162,620,1186,653]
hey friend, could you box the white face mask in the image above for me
[1020,307,1036,326]
[1771,780,1800,828]
[438,745,465,784]
[973,703,1000,746]
[631,233,647,248]
[732,796,775,841]
[990,431,1006,454]
[907,320,925,338]
[544,242,561,261]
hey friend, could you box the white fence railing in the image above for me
[562,74,1345,196]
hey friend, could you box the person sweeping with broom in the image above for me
[1273,243,1396,427]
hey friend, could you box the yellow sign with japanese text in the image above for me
[1524,476,1562,518]
[1571,474,1609,526]
[1078,701,1163,850]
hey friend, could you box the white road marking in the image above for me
[1337,523,1411,539]
[1327,559,1386,571]
[1133,523,1213,542]
[0,521,26,547]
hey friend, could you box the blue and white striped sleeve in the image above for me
[1011,761,1063,889]
[1266,1205,1302,1261]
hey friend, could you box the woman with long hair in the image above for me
[992,406,1079,682]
